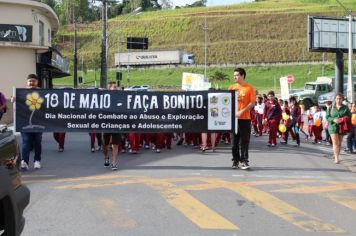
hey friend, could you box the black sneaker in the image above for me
[240,161,250,170]
[232,160,239,169]
[104,159,110,167]
[111,163,118,171]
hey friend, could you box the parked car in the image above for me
[290,81,333,110]
[0,125,30,236]
[318,83,356,107]
[124,85,150,91]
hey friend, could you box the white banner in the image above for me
[207,93,232,130]
[182,72,210,91]
[280,76,289,100]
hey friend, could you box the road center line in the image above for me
[144,179,239,230]
[206,179,345,233]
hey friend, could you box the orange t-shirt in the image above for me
[228,82,256,120]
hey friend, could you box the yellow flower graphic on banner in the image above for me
[23,91,45,130]
[25,92,44,111]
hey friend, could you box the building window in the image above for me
[39,20,44,46]
[48,28,51,43]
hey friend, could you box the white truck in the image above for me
[114,50,195,66]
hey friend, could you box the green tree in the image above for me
[57,0,91,25]
[210,71,228,89]
[33,0,61,18]
[35,0,57,9]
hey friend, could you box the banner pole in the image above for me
[235,91,238,134]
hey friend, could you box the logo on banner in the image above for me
[208,93,232,130]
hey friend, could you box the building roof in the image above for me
[0,0,59,32]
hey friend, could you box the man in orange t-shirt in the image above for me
[228,68,256,170]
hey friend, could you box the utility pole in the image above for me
[73,8,78,88]
[203,17,208,80]
[100,0,108,89]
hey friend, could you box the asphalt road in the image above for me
[20,132,356,236]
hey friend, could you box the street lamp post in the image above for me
[112,8,142,88]
[336,0,354,103]
[348,11,354,103]
[96,3,141,89]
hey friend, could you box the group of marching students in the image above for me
[251,90,303,148]
[251,90,356,154]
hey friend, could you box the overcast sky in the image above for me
[172,0,254,7]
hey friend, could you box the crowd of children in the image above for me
[249,90,356,155]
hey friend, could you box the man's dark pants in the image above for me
[232,119,251,163]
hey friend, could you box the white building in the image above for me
[0,0,69,98]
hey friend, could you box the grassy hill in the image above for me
[54,0,356,90]
[56,0,356,66]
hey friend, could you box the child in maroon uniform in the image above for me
[89,132,102,152]
[254,96,264,136]
[280,101,291,144]
[307,108,314,140]
[312,106,323,144]
[250,106,257,135]
[288,96,301,147]
[263,91,282,147]
[53,132,66,152]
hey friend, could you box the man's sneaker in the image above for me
[240,161,250,170]
[96,146,102,151]
[111,163,118,171]
[58,148,64,152]
[91,148,95,152]
[104,159,110,167]
[21,160,29,170]
[34,161,41,169]
[232,160,239,169]
[271,144,276,147]
[155,148,161,153]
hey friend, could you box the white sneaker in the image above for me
[21,160,29,170]
[34,161,41,169]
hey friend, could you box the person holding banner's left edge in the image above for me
[12,74,43,170]
[228,68,256,170]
